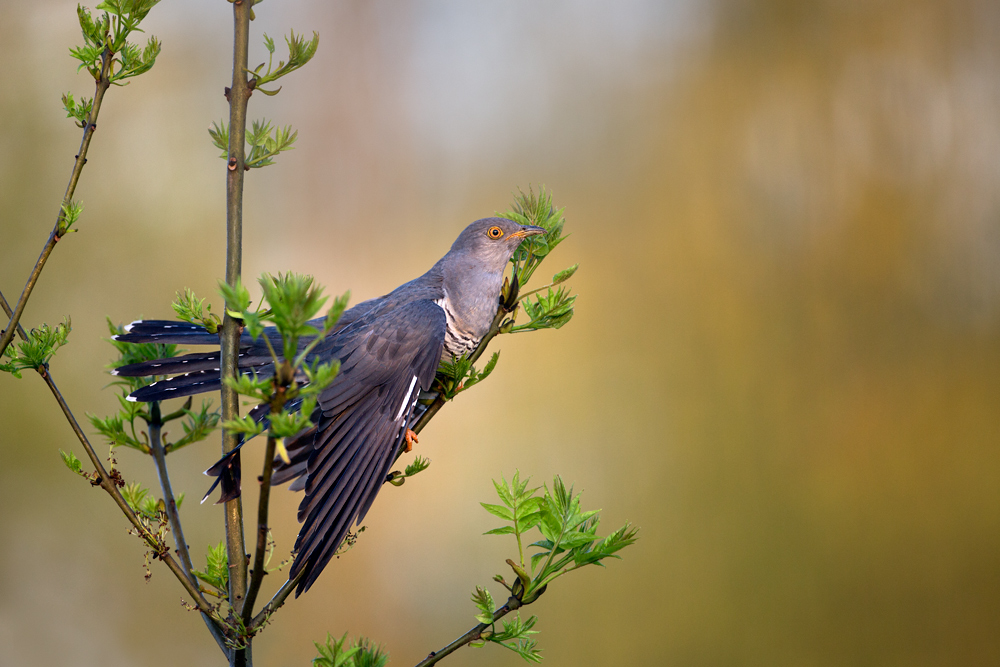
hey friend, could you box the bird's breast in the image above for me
[435,296,482,359]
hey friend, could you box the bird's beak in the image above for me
[511,225,546,239]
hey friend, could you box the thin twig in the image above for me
[242,435,277,624]
[1,289,223,622]
[0,48,113,357]
[148,402,231,657]
[1,289,222,622]
[223,3,253,665]
[413,596,523,667]
[249,570,306,631]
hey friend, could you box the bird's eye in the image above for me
[487,226,504,239]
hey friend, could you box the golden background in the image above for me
[2,1,999,665]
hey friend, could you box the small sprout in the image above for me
[192,540,229,594]
[312,633,360,667]
[472,586,495,625]
[251,30,320,95]
[60,450,89,478]
[172,288,222,334]
[550,263,578,285]
[0,317,72,378]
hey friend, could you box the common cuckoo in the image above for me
[112,217,545,594]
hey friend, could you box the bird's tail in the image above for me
[200,399,315,504]
[112,320,274,403]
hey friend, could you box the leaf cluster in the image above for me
[385,455,431,487]
[312,633,388,667]
[501,187,570,287]
[220,274,347,447]
[435,351,499,400]
[62,93,93,128]
[209,119,298,169]
[486,474,638,605]
[468,473,637,662]
[192,540,229,596]
[172,288,222,334]
[510,287,576,333]
[71,1,161,84]
[0,317,71,378]
[470,586,542,662]
[122,480,180,519]
[252,31,320,95]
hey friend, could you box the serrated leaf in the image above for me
[481,503,514,521]
[472,586,495,625]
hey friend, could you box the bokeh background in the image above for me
[2,0,999,665]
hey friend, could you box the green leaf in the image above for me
[312,633,360,667]
[489,614,543,663]
[165,400,220,452]
[122,482,160,519]
[208,120,229,158]
[481,503,514,521]
[172,288,222,333]
[551,263,578,285]
[484,526,516,536]
[244,119,298,168]
[220,414,265,438]
[472,586,495,625]
[253,30,320,90]
[1,317,72,377]
[60,450,87,477]
[403,455,431,477]
[192,540,229,593]
[352,637,390,667]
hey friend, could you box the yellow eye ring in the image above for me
[487,226,504,239]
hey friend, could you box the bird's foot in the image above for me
[404,429,419,452]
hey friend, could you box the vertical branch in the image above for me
[0,50,113,357]
[223,3,252,666]
[242,435,277,623]
[148,402,231,656]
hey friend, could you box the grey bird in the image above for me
[112,217,545,595]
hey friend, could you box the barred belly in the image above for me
[435,297,480,358]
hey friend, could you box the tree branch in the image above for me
[242,435,277,624]
[2,286,222,625]
[223,3,253,665]
[414,596,523,667]
[148,402,231,657]
[0,47,113,357]
[249,570,305,632]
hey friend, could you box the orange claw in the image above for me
[404,429,419,452]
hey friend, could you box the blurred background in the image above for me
[2,0,999,665]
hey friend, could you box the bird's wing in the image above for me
[290,299,446,595]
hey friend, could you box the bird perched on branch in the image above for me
[112,217,545,595]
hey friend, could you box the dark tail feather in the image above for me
[128,370,223,402]
[201,448,243,504]
[272,425,318,489]
[113,320,221,345]
[114,350,222,377]
[201,402,272,503]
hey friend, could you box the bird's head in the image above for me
[449,217,546,268]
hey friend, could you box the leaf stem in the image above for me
[413,596,523,667]
[0,48,113,357]
[242,434,277,625]
[249,569,305,631]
